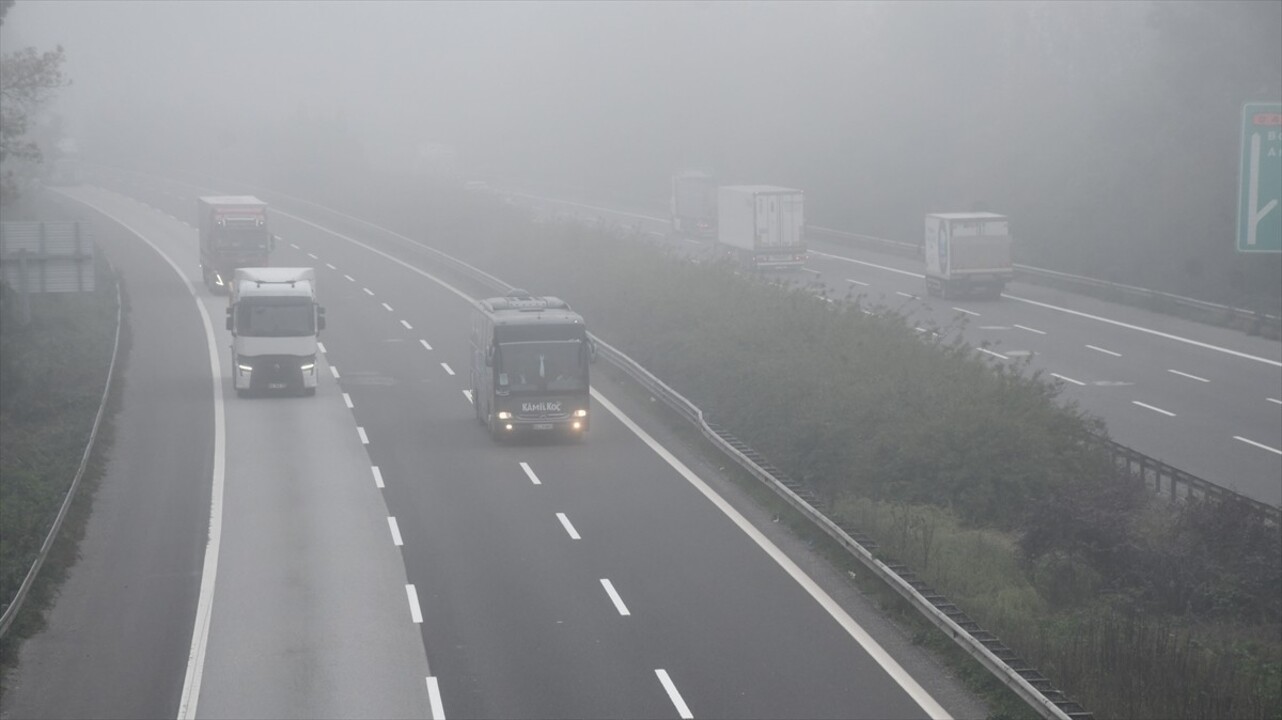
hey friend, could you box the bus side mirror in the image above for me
[225,306,234,332]
[317,306,326,331]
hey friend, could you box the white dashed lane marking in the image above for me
[344,274,355,282]
[1014,324,1046,335]
[382,302,394,312]
[978,348,1008,360]
[420,339,433,351]
[1167,369,1209,383]
[342,392,353,409]
[317,342,326,354]
[1051,373,1086,386]
[1234,436,1282,456]
[1086,344,1122,357]
[357,427,369,444]
[401,320,413,330]
[363,287,375,296]
[406,584,423,624]
[330,366,340,379]
[1133,401,1175,417]
[387,517,403,546]
[951,307,979,316]
[600,579,630,616]
[519,462,541,485]
[556,513,581,539]
[371,466,385,488]
[462,390,473,404]
[441,363,455,376]
[656,670,693,720]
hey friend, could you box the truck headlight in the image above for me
[497,411,512,420]
[573,409,588,418]
[237,364,253,375]
[300,363,315,373]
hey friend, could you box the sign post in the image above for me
[1237,102,1282,253]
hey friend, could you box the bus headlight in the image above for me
[573,409,588,418]
[572,421,582,430]
[497,411,512,420]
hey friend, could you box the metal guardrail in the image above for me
[807,225,1282,336]
[153,172,1088,720]
[1103,437,1280,523]
[0,262,121,639]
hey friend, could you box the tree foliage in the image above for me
[0,0,68,203]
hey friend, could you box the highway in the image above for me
[1,175,989,719]
[503,191,1282,507]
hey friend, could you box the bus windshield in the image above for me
[497,340,586,392]
[236,298,314,337]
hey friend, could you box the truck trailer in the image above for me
[226,267,326,397]
[670,171,718,237]
[923,212,1013,299]
[198,196,275,293]
[716,185,806,270]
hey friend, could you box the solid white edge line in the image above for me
[426,677,446,720]
[358,426,369,444]
[441,362,455,376]
[600,578,631,616]
[462,389,473,404]
[556,512,581,540]
[1167,369,1209,383]
[54,191,225,720]
[1132,401,1176,417]
[1234,436,1282,456]
[401,320,413,330]
[951,307,979,316]
[655,669,693,720]
[1013,324,1046,335]
[382,302,394,312]
[811,250,925,279]
[420,339,434,351]
[1050,373,1086,386]
[342,392,353,408]
[1004,293,1282,368]
[406,584,423,623]
[519,461,541,485]
[590,389,951,720]
[387,517,404,546]
[1086,344,1122,357]
[372,466,385,488]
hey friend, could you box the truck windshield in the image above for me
[236,298,314,337]
[497,340,586,392]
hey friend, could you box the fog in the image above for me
[3,0,1279,306]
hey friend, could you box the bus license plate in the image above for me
[533,423,554,431]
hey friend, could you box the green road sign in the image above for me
[1237,102,1282,253]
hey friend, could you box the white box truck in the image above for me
[923,213,1013,299]
[670,171,718,237]
[226,267,326,397]
[717,185,806,270]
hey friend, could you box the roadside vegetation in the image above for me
[260,169,1280,720]
[0,205,120,676]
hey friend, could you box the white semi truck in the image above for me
[923,212,1013,299]
[226,267,326,397]
[716,185,807,270]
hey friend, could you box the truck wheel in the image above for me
[474,392,486,426]
[303,387,316,397]
[235,387,247,398]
